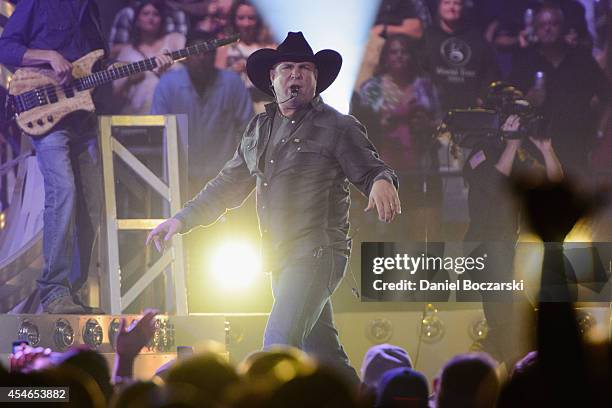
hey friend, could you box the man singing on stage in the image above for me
[148,32,401,384]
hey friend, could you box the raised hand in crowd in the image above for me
[9,343,52,373]
[516,179,605,243]
[113,309,159,383]
[116,309,158,359]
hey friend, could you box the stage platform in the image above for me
[1,307,609,380]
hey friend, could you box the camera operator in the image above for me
[462,113,563,366]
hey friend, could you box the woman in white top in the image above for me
[216,0,275,112]
[113,1,185,115]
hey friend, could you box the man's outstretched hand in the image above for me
[146,218,183,252]
[365,179,401,223]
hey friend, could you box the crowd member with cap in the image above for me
[147,31,400,386]
[360,344,413,390]
[376,367,429,408]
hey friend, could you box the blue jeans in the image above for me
[263,247,360,386]
[32,120,101,306]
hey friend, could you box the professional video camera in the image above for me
[437,82,546,148]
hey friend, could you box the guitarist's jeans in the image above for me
[32,120,101,307]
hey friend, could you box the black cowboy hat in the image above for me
[246,31,342,97]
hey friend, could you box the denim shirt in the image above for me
[174,96,398,273]
[151,67,254,189]
[0,0,106,68]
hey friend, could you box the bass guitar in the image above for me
[5,34,239,136]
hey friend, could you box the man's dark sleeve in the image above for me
[173,117,257,232]
[0,0,35,67]
[333,115,398,197]
[585,53,611,105]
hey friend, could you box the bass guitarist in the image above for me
[0,0,173,313]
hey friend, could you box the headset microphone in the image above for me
[276,85,300,104]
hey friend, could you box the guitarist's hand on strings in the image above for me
[47,50,73,85]
[153,52,174,76]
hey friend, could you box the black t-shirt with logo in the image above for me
[421,25,500,113]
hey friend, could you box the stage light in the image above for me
[366,318,393,344]
[209,240,261,290]
[53,319,74,351]
[108,318,120,351]
[17,319,40,346]
[420,304,445,343]
[150,318,175,352]
[469,317,489,341]
[575,310,596,336]
[82,318,103,349]
[252,0,380,113]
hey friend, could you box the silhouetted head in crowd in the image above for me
[54,347,113,405]
[229,0,263,45]
[376,367,429,408]
[131,1,165,46]
[239,347,315,388]
[360,344,413,390]
[111,381,203,408]
[435,352,500,408]
[535,6,565,47]
[266,365,355,408]
[497,351,548,408]
[44,365,107,408]
[184,30,218,90]
[164,352,241,405]
[437,0,464,33]
[377,35,420,84]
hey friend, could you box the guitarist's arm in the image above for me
[0,0,73,84]
[21,50,73,84]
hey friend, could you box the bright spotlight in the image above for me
[210,240,261,290]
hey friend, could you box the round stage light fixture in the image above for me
[420,304,445,344]
[366,318,393,344]
[210,240,261,290]
[17,319,40,346]
[150,318,175,352]
[83,318,104,349]
[108,318,121,351]
[576,310,596,336]
[469,317,489,341]
[54,319,74,351]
